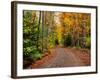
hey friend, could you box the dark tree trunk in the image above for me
[37,11,41,49]
[42,11,44,53]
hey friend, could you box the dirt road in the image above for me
[29,47,90,69]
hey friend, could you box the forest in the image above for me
[23,10,91,68]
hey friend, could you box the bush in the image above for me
[24,45,43,60]
[85,37,91,49]
[64,34,72,46]
[31,51,43,61]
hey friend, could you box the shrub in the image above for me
[64,34,72,46]
[85,36,91,49]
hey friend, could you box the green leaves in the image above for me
[85,37,91,48]
[23,27,31,34]
[64,34,72,46]
[31,51,43,61]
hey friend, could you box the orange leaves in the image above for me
[59,12,90,33]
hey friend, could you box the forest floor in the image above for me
[28,46,90,69]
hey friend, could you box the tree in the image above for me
[59,12,91,48]
[23,10,43,68]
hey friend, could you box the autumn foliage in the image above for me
[23,10,91,68]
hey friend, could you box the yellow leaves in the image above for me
[56,26,62,43]
[64,17,71,26]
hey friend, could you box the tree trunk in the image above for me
[37,11,42,49]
